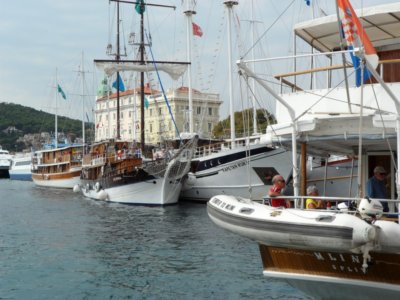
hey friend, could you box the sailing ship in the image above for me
[180,0,292,202]
[207,2,400,299]
[78,0,196,205]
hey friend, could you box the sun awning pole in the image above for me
[334,0,352,114]
[237,60,299,202]
[366,60,400,219]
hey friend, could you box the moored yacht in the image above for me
[9,153,32,181]
[0,146,12,177]
[208,2,400,300]
[32,145,83,188]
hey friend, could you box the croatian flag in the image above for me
[337,0,379,86]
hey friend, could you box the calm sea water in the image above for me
[0,180,311,300]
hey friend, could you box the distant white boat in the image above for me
[0,146,12,171]
[9,153,32,181]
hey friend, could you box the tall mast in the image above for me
[224,1,238,149]
[183,0,196,134]
[116,2,121,140]
[101,0,180,152]
[250,0,258,135]
[139,1,145,153]
[80,52,86,153]
[55,68,58,148]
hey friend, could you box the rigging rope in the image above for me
[145,32,182,143]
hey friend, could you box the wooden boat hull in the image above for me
[260,245,400,300]
[32,169,81,189]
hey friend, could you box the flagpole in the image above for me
[183,0,196,135]
[224,1,238,149]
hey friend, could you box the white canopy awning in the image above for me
[95,61,188,81]
[294,3,400,53]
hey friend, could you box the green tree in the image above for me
[212,108,276,139]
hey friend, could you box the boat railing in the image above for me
[273,56,400,92]
[262,195,400,216]
[193,139,253,158]
[82,153,107,166]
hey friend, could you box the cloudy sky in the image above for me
[0,0,396,122]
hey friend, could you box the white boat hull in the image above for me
[9,155,32,181]
[181,146,292,202]
[81,176,182,205]
[275,271,400,300]
[9,169,32,181]
[32,174,81,189]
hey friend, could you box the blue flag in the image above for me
[112,73,125,92]
[304,0,310,6]
[57,84,66,100]
[144,96,149,109]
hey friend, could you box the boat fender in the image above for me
[186,173,196,186]
[97,189,108,201]
[373,220,400,251]
[73,184,81,193]
[94,182,101,192]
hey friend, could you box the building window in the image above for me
[159,108,162,115]
[208,122,212,133]
[129,111,132,118]
[120,112,123,119]
[106,115,108,121]
[197,107,201,114]
[113,113,116,120]
[208,107,212,116]
[150,123,153,133]
[149,109,153,117]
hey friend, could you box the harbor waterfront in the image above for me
[0,180,309,300]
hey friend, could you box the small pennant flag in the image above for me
[112,73,125,92]
[135,0,145,14]
[57,84,66,100]
[192,22,203,37]
[144,96,149,109]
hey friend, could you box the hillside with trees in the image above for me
[0,102,93,151]
[212,108,276,139]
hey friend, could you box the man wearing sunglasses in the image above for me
[366,166,389,212]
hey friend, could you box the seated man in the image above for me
[305,185,324,209]
[268,175,291,208]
